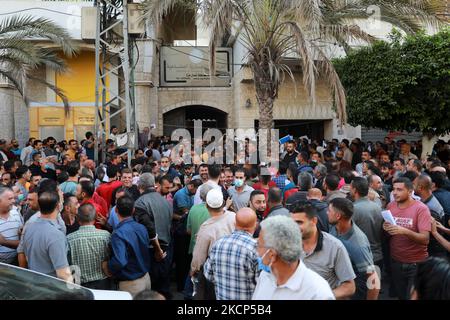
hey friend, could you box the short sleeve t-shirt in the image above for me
[186,203,210,254]
[0,209,23,263]
[303,231,356,289]
[330,223,374,274]
[59,181,78,196]
[387,200,431,263]
[22,218,69,276]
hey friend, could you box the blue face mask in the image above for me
[234,178,244,188]
[257,249,271,273]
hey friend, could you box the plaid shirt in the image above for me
[272,174,288,190]
[67,225,111,284]
[203,230,259,300]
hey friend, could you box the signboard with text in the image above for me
[160,46,232,87]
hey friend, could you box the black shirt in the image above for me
[282,151,298,167]
[110,185,141,207]
[66,220,80,235]
[34,168,57,181]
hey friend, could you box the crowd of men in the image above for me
[0,131,450,300]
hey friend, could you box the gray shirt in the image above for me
[135,191,173,246]
[330,223,374,274]
[423,195,445,219]
[352,197,384,262]
[22,218,69,277]
[303,231,356,289]
[17,211,66,254]
[266,205,290,218]
[228,185,254,211]
[325,190,347,203]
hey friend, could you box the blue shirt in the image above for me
[108,217,150,281]
[173,186,194,214]
[272,174,288,190]
[297,164,314,174]
[11,148,21,157]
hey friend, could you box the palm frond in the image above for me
[285,22,317,107]
[0,15,78,57]
[27,75,70,116]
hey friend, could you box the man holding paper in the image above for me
[382,177,431,300]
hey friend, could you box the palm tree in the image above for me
[0,15,78,114]
[143,0,445,132]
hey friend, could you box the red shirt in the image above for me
[284,188,299,203]
[92,192,109,216]
[82,198,108,229]
[387,200,431,263]
[96,180,123,210]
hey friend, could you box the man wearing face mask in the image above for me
[34,157,57,181]
[159,157,178,179]
[43,137,58,158]
[252,215,335,300]
[227,168,254,212]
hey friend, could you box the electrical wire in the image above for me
[0,7,82,17]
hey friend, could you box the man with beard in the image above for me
[368,175,390,209]
[335,149,352,172]
[247,190,266,239]
[383,177,431,300]
[380,162,394,191]
[10,140,21,158]
[43,137,58,157]
[282,141,299,167]
[291,203,356,300]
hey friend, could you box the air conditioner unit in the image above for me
[81,7,97,40]
[127,3,145,35]
[81,5,144,39]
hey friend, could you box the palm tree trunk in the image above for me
[255,76,276,159]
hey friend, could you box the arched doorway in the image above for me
[163,105,228,137]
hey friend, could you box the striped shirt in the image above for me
[67,225,111,284]
[0,208,23,263]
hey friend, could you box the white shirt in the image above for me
[252,260,335,300]
[0,150,8,162]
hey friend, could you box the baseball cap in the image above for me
[206,188,224,209]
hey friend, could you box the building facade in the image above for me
[0,0,366,146]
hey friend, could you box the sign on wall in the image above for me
[160,46,232,87]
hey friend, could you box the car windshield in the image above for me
[0,263,94,300]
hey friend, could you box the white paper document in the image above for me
[381,210,397,225]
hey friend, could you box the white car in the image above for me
[0,262,132,300]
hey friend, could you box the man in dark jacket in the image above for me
[135,173,173,299]
[306,188,329,233]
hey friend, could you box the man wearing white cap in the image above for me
[190,188,236,299]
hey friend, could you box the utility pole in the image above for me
[94,0,136,167]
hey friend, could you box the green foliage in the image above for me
[334,28,450,135]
